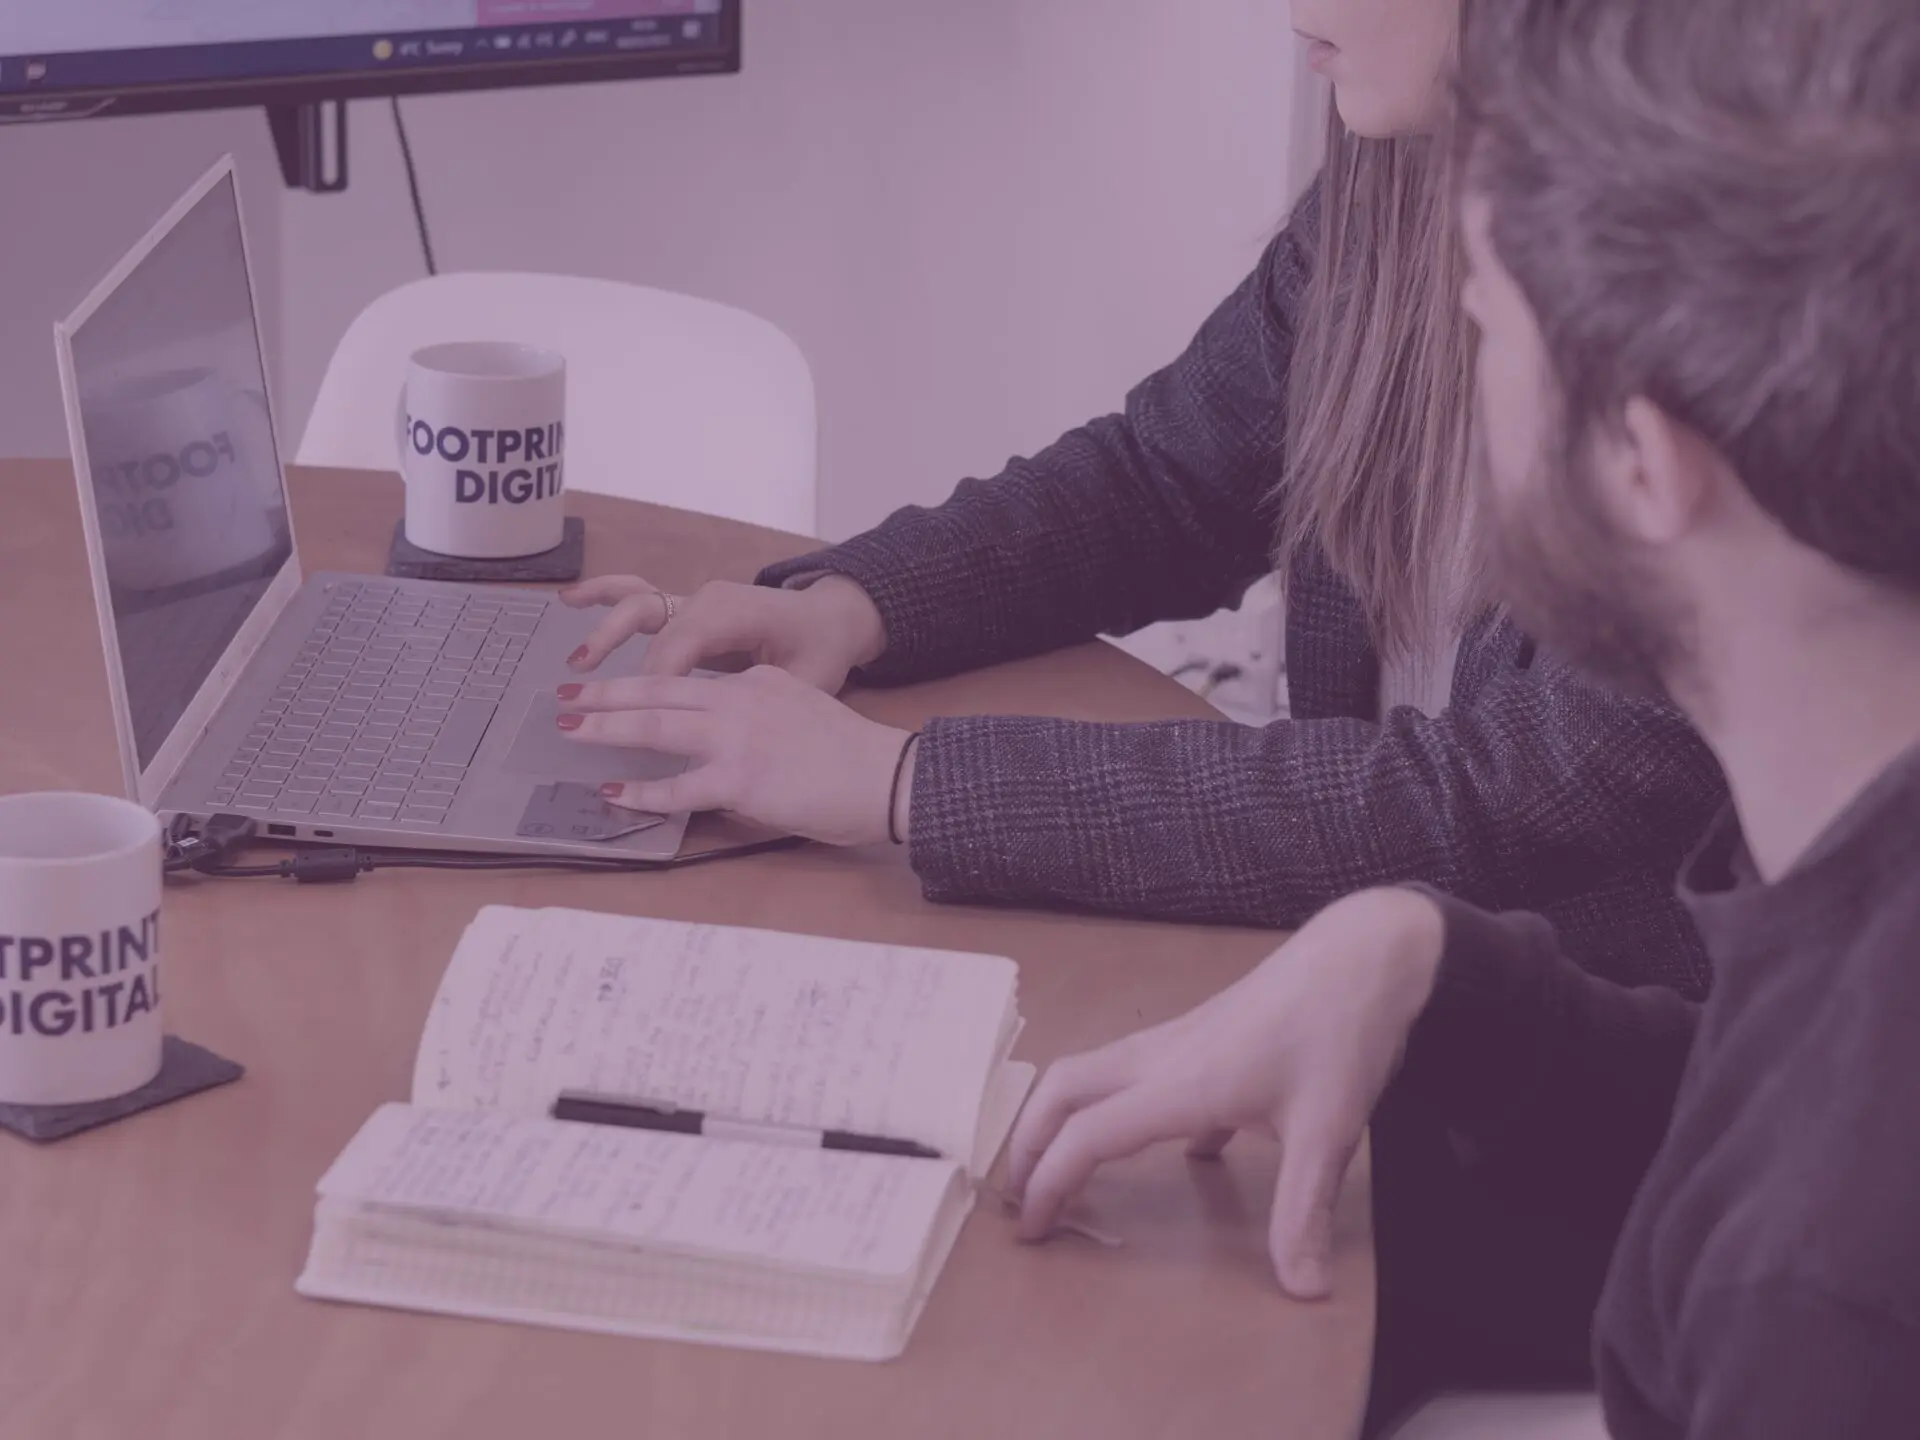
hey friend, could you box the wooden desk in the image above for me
[0,460,1371,1440]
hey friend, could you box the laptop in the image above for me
[53,156,692,860]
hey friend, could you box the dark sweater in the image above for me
[1415,743,1920,1438]
[758,179,1724,995]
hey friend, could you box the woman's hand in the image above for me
[1006,888,1448,1298]
[559,573,888,694]
[556,665,916,847]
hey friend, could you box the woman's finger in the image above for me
[557,704,722,758]
[559,574,659,610]
[595,765,733,817]
[569,590,672,672]
[559,674,726,714]
[641,605,774,679]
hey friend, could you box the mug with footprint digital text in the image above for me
[0,792,165,1108]
[399,341,568,560]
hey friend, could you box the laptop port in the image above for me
[266,824,296,838]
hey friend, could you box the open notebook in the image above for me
[296,905,1034,1361]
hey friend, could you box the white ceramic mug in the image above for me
[83,366,280,593]
[0,792,165,1107]
[399,341,568,559]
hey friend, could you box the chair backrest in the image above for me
[297,272,818,537]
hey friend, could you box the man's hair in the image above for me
[1458,0,1920,588]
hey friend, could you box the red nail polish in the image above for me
[556,713,584,732]
[567,646,589,664]
[598,782,624,799]
[555,683,583,701]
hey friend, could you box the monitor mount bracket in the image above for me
[267,100,347,193]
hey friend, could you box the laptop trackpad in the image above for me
[501,692,689,783]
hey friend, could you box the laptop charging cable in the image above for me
[164,812,804,884]
[164,812,260,876]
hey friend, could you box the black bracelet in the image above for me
[887,731,920,846]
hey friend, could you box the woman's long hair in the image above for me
[1274,94,1480,662]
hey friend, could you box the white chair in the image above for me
[297,273,818,536]
[1388,1393,1609,1440]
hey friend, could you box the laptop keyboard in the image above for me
[212,581,546,827]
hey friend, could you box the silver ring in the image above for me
[659,592,677,627]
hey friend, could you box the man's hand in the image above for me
[556,666,915,847]
[559,573,888,694]
[1006,888,1448,1298]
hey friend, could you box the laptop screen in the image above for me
[67,170,293,767]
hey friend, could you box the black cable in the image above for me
[164,811,260,874]
[177,834,809,884]
[345,840,810,875]
[391,96,438,276]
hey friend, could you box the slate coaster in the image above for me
[385,516,585,584]
[0,1036,244,1143]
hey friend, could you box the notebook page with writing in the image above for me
[319,1103,957,1278]
[408,905,538,1107]
[411,907,1018,1166]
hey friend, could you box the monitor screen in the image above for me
[0,2,738,122]
[66,170,294,768]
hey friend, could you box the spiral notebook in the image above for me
[295,905,1033,1361]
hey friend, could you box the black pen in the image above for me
[551,1090,945,1160]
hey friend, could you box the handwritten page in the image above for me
[411,907,1018,1163]
[321,1103,956,1280]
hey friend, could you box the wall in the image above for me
[279,0,1300,540]
[0,110,284,457]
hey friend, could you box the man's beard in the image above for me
[1474,419,1688,701]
